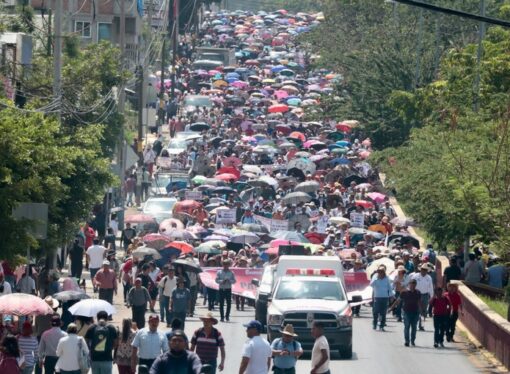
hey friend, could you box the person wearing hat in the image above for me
[38,314,66,374]
[171,277,192,330]
[392,265,409,322]
[270,324,303,374]
[131,314,169,371]
[410,264,434,331]
[369,266,394,331]
[239,320,271,374]
[190,312,225,374]
[127,278,151,329]
[93,259,118,305]
[215,259,236,322]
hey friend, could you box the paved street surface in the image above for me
[74,266,494,374]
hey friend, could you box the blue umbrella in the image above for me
[336,140,351,147]
[328,144,341,150]
[287,98,301,106]
[226,77,238,83]
[271,65,286,73]
[226,72,240,79]
[330,158,351,166]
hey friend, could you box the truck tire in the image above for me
[339,345,352,359]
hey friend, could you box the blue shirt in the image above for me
[132,328,169,359]
[370,276,394,298]
[488,265,506,288]
[270,338,302,369]
[215,269,236,290]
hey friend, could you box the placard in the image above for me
[216,208,237,224]
[349,212,365,228]
[199,267,264,299]
[185,190,203,200]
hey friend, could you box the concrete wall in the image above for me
[437,256,510,370]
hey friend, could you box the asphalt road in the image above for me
[100,284,485,374]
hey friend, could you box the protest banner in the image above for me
[185,190,203,200]
[349,212,365,228]
[199,267,264,299]
[254,214,289,232]
[216,208,236,224]
[344,271,372,306]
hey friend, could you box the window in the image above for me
[74,21,91,38]
[97,23,112,42]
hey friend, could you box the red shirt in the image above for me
[430,296,451,316]
[444,291,462,312]
[84,226,95,249]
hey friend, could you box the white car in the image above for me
[142,197,178,223]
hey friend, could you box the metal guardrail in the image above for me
[465,282,505,299]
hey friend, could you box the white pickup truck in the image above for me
[263,256,353,358]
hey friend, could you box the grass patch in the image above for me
[478,294,508,319]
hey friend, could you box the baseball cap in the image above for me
[243,320,263,332]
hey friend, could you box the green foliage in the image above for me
[258,0,322,13]
[3,5,35,33]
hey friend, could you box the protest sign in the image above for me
[349,212,365,228]
[216,208,236,224]
[199,267,264,299]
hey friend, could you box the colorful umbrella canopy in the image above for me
[159,218,185,233]
[143,233,171,250]
[268,104,289,113]
[215,173,238,181]
[125,214,157,224]
[367,192,387,203]
[195,240,226,254]
[288,131,306,142]
[132,246,162,259]
[0,294,54,316]
[53,290,90,302]
[166,241,193,254]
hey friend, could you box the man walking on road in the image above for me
[131,314,169,371]
[429,287,452,348]
[393,278,421,346]
[190,312,225,374]
[370,266,394,331]
[121,223,137,251]
[85,310,119,374]
[86,238,107,292]
[158,266,176,326]
[94,259,117,304]
[411,264,434,331]
[150,330,202,374]
[444,282,463,342]
[215,259,236,322]
[128,278,151,329]
[239,320,271,374]
[271,324,303,374]
[171,277,191,330]
[311,321,330,374]
[38,315,66,374]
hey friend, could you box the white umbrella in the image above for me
[329,216,351,225]
[69,299,117,317]
[366,258,395,279]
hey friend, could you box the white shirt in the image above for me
[241,335,271,374]
[311,335,330,373]
[0,280,12,295]
[56,334,88,371]
[86,245,107,269]
[158,275,177,297]
[411,273,434,297]
[109,220,119,236]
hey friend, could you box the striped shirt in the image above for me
[191,327,224,362]
[17,335,38,367]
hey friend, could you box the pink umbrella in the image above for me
[125,214,157,224]
[303,140,320,148]
[359,150,371,159]
[231,81,248,88]
[159,218,185,232]
[269,239,301,247]
[223,156,242,167]
[274,90,289,99]
[367,192,387,203]
[0,293,54,316]
[338,248,361,260]
[143,233,171,250]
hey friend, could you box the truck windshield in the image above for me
[275,280,344,301]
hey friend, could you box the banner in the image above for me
[349,212,365,228]
[185,190,203,200]
[254,214,289,232]
[199,267,264,300]
[344,271,372,306]
[216,208,236,224]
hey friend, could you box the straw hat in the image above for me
[199,312,219,325]
[44,296,60,309]
[280,324,298,337]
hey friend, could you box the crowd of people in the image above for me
[0,6,508,374]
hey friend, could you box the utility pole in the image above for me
[53,0,62,123]
[473,0,486,112]
[137,65,144,155]
[171,0,178,100]
[118,0,126,229]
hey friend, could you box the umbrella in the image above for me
[0,294,54,316]
[125,214,157,224]
[268,104,289,113]
[173,258,202,273]
[69,299,117,317]
[215,173,238,181]
[165,241,193,254]
[390,217,416,227]
[192,175,208,185]
[282,191,312,205]
[53,290,90,302]
[204,234,229,242]
[242,165,263,175]
[355,200,374,209]
[288,214,311,231]
[230,232,260,244]
[174,200,203,212]
[132,246,162,259]
[368,224,388,234]
[269,239,302,247]
[304,232,326,244]
[190,122,210,132]
[238,223,269,234]
[143,233,171,250]
[288,131,306,142]
[164,229,197,240]
[223,156,242,167]
[366,258,396,279]
[367,192,386,203]
[329,216,351,225]
[159,218,185,232]
[195,241,226,254]
[294,181,320,193]
[338,248,361,260]
[287,158,316,175]
[270,230,310,243]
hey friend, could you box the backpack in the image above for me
[89,324,115,358]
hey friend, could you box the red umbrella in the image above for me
[289,131,306,142]
[125,214,157,224]
[336,123,352,132]
[245,59,260,65]
[222,156,242,168]
[0,293,53,316]
[215,173,238,181]
[265,246,280,256]
[166,241,193,254]
[355,200,374,209]
[143,233,171,250]
[174,200,202,211]
[338,248,361,260]
[268,104,289,113]
[276,124,292,135]
[304,232,326,244]
[216,166,241,179]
